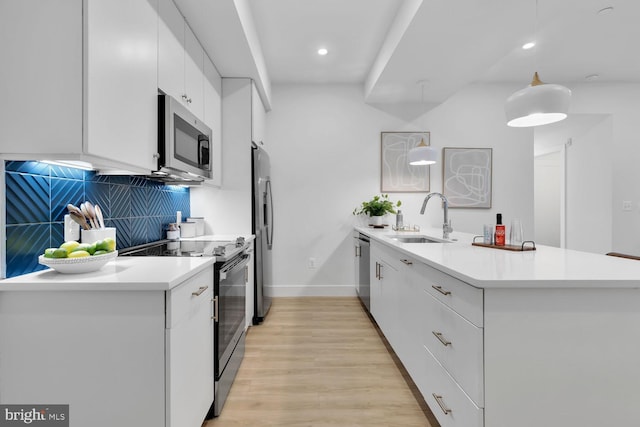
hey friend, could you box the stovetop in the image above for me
[119,237,247,262]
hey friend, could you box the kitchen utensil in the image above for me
[69,210,90,230]
[80,204,92,228]
[94,204,105,229]
[67,203,84,218]
[84,201,99,229]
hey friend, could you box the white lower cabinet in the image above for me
[422,289,484,406]
[0,266,215,427]
[367,238,640,427]
[421,346,483,427]
[166,267,214,427]
[370,241,483,426]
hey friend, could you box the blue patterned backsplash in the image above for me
[4,161,190,278]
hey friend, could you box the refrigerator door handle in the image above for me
[266,179,274,249]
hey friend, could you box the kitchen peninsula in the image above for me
[356,226,640,427]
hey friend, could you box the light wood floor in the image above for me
[204,297,439,427]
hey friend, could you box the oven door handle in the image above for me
[219,254,250,281]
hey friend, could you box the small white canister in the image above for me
[179,222,197,238]
[186,217,205,236]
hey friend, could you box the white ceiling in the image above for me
[180,0,640,106]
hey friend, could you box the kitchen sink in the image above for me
[386,235,450,243]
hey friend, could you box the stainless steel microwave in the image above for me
[155,94,212,182]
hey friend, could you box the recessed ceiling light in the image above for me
[317,48,328,56]
[522,42,536,50]
[585,74,600,81]
[597,6,614,15]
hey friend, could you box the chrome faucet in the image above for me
[420,192,453,239]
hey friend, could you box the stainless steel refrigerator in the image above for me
[252,143,273,324]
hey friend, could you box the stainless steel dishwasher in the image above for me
[355,233,370,312]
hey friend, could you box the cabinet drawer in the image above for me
[418,262,483,327]
[423,290,484,406]
[166,267,214,328]
[419,346,483,427]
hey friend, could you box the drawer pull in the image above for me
[400,259,413,265]
[192,286,208,296]
[432,285,451,296]
[432,331,452,346]
[432,394,452,415]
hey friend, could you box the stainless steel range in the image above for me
[120,237,250,417]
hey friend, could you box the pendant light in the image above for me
[408,81,437,165]
[408,138,437,165]
[505,0,571,127]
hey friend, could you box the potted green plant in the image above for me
[353,194,401,226]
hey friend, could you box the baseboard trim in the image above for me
[269,285,357,297]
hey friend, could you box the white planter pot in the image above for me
[370,215,384,226]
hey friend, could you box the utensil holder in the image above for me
[81,227,116,245]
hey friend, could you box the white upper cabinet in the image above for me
[0,0,83,154]
[203,56,222,187]
[84,0,159,171]
[0,0,159,173]
[158,0,205,119]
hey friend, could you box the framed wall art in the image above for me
[380,131,430,192]
[442,147,492,208]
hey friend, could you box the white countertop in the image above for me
[356,226,640,289]
[0,234,255,291]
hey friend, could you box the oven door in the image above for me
[215,252,249,379]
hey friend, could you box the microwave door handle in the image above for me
[198,136,210,167]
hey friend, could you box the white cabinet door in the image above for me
[158,0,185,102]
[166,267,214,427]
[158,0,205,118]
[184,25,204,118]
[83,0,158,171]
[0,0,82,154]
[203,55,222,186]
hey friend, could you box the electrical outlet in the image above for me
[308,257,316,269]
[623,201,633,211]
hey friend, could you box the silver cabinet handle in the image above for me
[378,263,383,279]
[191,286,208,296]
[432,285,451,296]
[432,331,451,346]
[211,296,218,321]
[400,259,413,265]
[432,394,452,415]
[181,94,188,101]
[375,262,379,279]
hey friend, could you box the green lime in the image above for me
[52,248,69,258]
[68,250,90,258]
[95,237,116,252]
[60,241,80,254]
[72,243,97,255]
[93,250,109,256]
[44,248,57,258]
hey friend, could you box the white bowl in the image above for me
[38,251,118,274]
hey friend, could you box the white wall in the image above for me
[565,116,613,254]
[534,151,562,247]
[265,83,532,295]
[568,83,640,255]
[191,79,253,236]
